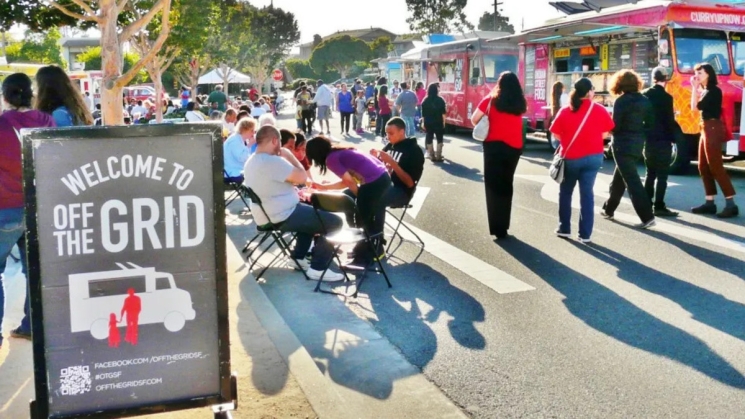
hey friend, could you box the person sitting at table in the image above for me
[371,117,425,208]
[244,126,345,281]
[305,136,391,266]
[223,117,257,183]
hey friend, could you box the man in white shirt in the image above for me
[313,80,334,135]
[244,126,344,280]
[251,101,267,118]
[130,100,148,119]
[84,92,94,111]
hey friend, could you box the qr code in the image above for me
[60,365,91,395]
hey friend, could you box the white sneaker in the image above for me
[293,258,309,271]
[638,218,657,229]
[577,237,592,244]
[307,267,345,282]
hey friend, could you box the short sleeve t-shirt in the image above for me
[382,138,425,197]
[395,90,419,117]
[243,153,299,225]
[477,97,524,149]
[325,149,387,185]
[550,100,614,159]
[208,90,228,111]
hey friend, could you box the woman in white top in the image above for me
[184,102,206,122]
[250,101,266,118]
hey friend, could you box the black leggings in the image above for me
[377,114,391,136]
[301,110,313,134]
[425,125,444,145]
[340,111,352,133]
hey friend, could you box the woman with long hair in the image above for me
[690,63,738,217]
[421,82,447,161]
[0,73,57,344]
[377,85,392,140]
[305,136,391,265]
[35,65,93,127]
[601,69,656,228]
[550,78,614,243]
[469,71,527,239]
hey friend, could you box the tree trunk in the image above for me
[150,66,164,123]
[99,6,125,125]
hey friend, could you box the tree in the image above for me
[285,58,340,82]
[477,11,515,34]
[369,36,392,59]
[5,28,66,67]
[405,0,473,34]
[310,35,371,79]
[312,34,322,48]
[76,47,148,83]
[242,5,299,94]
[7,0,173,125]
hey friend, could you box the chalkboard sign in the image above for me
[608,43,633,71]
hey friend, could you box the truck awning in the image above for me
[488,22,646,45]
[550,0,643,15]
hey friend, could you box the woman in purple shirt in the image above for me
[306,136,391,265]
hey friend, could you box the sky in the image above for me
[250,0,562,44]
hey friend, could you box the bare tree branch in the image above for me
[46,0,100,23]
[119,0,172,85]
[120,0,168,42]
[116,0,130,12]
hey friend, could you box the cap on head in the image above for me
[652,66,669,83]
[317,79,324,86]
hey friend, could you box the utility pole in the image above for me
[493,0,503,31]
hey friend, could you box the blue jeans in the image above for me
[402,116,416,137]
[558,154,603,239]
[279,204,343,270]
[0,207,30,345]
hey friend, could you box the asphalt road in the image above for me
[275,106,745,418]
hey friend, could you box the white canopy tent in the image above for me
[198,68,252,84]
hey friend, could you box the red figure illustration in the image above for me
[108,313,121,348]
[120,288,142,346]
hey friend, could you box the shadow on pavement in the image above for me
[574,241,745,343]
[664,216,745,243]
[497,237,745,389]
[431,159,484,182]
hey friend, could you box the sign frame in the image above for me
[21,123,234,419]
[271,69,283,81]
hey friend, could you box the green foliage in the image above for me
[477,11,515,34]
[5,27,66,67]
[0,0,129,32]
[285,58,340,84]
[405,0,473,34]
[369,37,393,59]
[76,47,148,83]
[249,5,300,70]
[310,35,371,78]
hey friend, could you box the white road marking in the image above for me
[405,187,429,219]
[389,222,536,294]
[516,174,745,254]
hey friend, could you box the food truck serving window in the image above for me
[673,29,730,74]
[484,54,519,83]
[731,33,745,76]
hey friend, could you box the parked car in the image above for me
[124,85,169,103]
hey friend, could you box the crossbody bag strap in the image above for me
[561,102,594,157]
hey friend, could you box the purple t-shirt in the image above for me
[326,149,386,184]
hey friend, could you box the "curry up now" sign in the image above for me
[21,124,235,419]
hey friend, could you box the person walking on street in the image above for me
[0,73,57,347]
[337,83,354,136]
[690,63,739,218]
[394,82,419,138]
[297,85,314,135]
[314,80,334,135]
[421,83,447,161]
[550,78,615,242]
[355,90,367,134]
[469,71,527,239]
[377,85,393,141]
[643,67,679,217]
[601,69,657,228]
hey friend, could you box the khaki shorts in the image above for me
[317,105,331,120]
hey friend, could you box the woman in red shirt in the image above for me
[470,71,527,239]
[549,78,614,243]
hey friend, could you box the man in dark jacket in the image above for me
[642,67,679,217]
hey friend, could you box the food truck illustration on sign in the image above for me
[69,263,196,340]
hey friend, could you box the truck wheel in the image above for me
[90,318,108,340]
[670,133,697,175]
[164,312,186,332]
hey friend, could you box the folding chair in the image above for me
[223,170,251,210]
[242,188,309,281]
[385,202,424,254]
[310,192,391,298]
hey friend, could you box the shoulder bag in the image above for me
[472,98,492,141]
[549,102,594,183]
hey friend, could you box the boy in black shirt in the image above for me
[372,117,425,207]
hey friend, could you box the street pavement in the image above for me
[2,101,745,418]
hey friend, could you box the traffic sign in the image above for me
[271,69,283,81]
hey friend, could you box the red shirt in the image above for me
[477,96,524,149]
[550,100,614,159]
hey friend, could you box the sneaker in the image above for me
[691,202,717,215]
[555,229,571,238]
[307,267,345,282]
[600,211,614,220]
[716,205,739,218]
[293,258,309,271]
[342,258,371,271]
[638,218,657,229]
[654,206,679,217]
[10,327,31,341]
[577,237,592,244]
